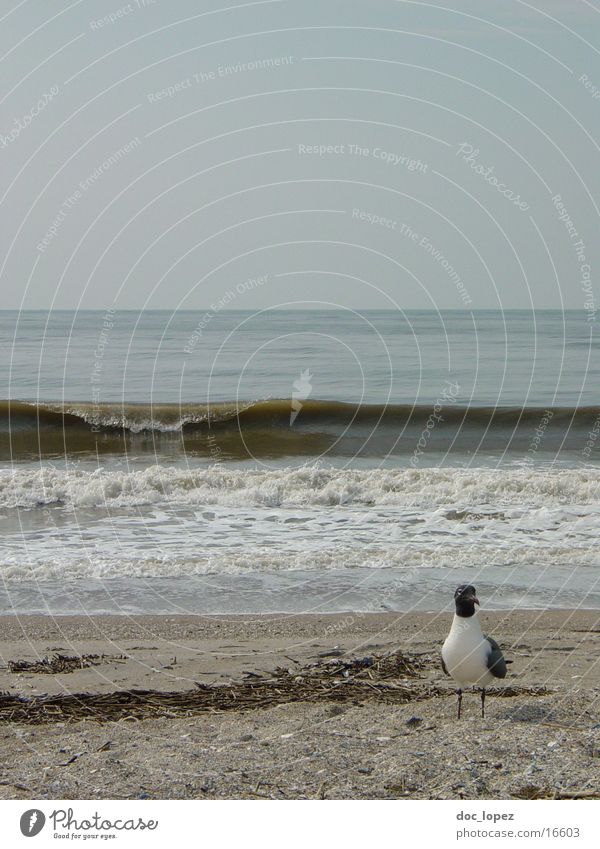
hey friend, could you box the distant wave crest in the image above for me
[2,398,599,433]
[2,399,599,461]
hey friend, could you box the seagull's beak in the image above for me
[473,596,480,606]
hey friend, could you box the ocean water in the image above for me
[1,309,599,614]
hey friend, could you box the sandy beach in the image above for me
[1,609,599,800]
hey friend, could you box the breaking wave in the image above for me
[2,398,600,461]
[2,398,599,433]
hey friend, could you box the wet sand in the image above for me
[0,609,599,799]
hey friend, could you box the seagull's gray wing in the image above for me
[484,635,507,679]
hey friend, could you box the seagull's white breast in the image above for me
[442,613,495,687]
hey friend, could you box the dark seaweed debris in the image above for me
[7,654,126,675]
[0,650,550,725]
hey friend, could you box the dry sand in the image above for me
[0,609,599,800]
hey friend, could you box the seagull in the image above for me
[441,584,507,718]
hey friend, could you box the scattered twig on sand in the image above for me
[58,751,86,767]
[553,791,600,800]
[0,780,32,793]
[512,785,600,800]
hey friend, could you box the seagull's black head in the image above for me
[453,584,480,618]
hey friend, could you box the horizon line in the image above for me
[0,307,588,313]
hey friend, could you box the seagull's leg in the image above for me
[481,688,486,718]
[457,688,462,719]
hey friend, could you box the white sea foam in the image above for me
[2,542,599,582]
[2,466,599,588]
[1,465,600,510]
[1,469,599,583]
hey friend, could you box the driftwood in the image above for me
[0,650,551,725]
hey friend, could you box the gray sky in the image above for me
[1,0,599,313]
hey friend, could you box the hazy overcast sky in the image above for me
[1,0,599,313]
